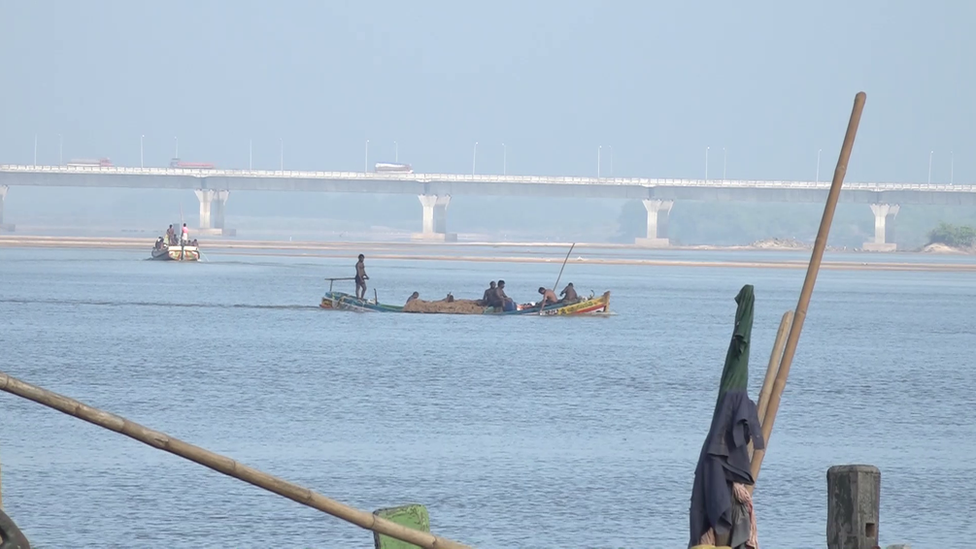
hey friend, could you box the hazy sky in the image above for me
[1,0,972,183]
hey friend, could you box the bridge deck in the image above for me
[1,164,974,205]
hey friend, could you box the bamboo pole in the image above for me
[749,91,867,485]
[756,310,794,423]
[0,370,470,549]
[746,309,793,494]
[541,243,576,315]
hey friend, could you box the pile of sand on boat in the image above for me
[402,296,487,314]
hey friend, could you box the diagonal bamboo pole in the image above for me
[0,370,470,549]
[750,91,867,485]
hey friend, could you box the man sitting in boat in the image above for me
[478,281,497,306]
[154,236,165,250]
[191,238,198,247]
[560,282,579,303]
[495,280,516,312]
[406,291,419,305]
[537,287,559,309]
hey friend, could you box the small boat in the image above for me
[150,241,200,261]
[320,289,611,316]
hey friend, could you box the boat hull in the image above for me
[151,246,200,261]
[320,291,610,315]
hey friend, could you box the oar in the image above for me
[541,243,575,315]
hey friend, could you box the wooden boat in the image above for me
[151,243,200,261]
[319,290,611,315]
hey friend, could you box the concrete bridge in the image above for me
[1,164,974,250]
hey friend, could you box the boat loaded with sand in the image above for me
[320,290,610,315]
[319,243,611,315]
[319,282,611,316]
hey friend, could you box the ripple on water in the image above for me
[0,247,974,548]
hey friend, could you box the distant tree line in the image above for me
[927,222,976,248]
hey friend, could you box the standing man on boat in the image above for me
[180,223,189,245]
[166,224,175,245]
[355,254,369,300]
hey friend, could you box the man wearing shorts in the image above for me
[355,254,369,300]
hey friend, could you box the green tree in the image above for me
[927,222,976,248]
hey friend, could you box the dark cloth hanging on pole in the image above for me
[689,285,765,549]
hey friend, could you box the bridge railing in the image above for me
[0,164,972,191]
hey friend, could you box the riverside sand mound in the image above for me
[402,298,486,314]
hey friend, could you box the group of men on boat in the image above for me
[351,253,581,311]
[155,223,197,250]
[478,280,578,311]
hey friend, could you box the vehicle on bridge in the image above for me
[67,157,113,167]
[170,158,216,170]
[374,162,413,173]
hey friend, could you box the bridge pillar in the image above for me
[194,189,214,230]
[862,203,899,252]
[635,199,673,247]
[212,190,230,229]
[412,194,457,242]
[0,185,13,232]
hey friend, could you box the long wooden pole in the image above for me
[0,370,470,549]
[750,91,866,484]
[541,243,575,315]
[756,310,794,423]
[552,243,576,293]
[746,309,793,494]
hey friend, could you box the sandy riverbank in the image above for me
[3,235,976,273]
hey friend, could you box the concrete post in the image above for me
[862,203,899,252]
[0,185,12,232]
[635,198,674,248]
[827,464,881,549]
[433,195,450,234]
[418,194,436,235]
[194,189,215,229]
[212,190,230,229]
[412,194,458,242]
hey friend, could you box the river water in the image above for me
[1,246,974,549]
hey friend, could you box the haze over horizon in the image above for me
[2,1,975,248]
[1,0,973,184]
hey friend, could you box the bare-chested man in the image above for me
[537,286,559,309]
[560,282,579,303]
[479,281,497,306]
[355,254,369,299]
